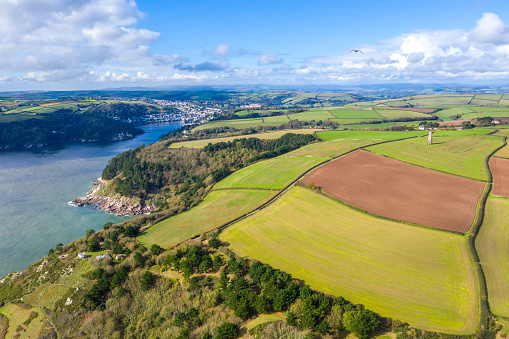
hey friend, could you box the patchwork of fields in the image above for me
[220,186,480,334]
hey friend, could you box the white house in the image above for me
[77,252,88,259]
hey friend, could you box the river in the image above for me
[0,123,181,278]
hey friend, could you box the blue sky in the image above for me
[1,0,509,90]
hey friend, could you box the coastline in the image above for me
[70,178,156,216]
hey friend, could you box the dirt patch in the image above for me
[302,150,485,233]
[491,157,509,197]
[438,120,470,126]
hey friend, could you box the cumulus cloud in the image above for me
[0,0,189,85]
[258,54,284,66]
[211,44,230,56]
[301,12,509,83]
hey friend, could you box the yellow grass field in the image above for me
[139,189,276,247]
[476,197,509,317]
[220,187,480,334]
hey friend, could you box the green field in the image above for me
[0,304,47,338]
[317,130,426,141]
[169,129,320,148]
[366,135,503,181]
[214,157,328,189]
[286,139,382,158]
[329,109,382,119]
[434,107,473,121]
[288,110,334,121]
[476,197,509,317]
[193,117,293,131]
[235,109,286,116]
[460,111,509,120]
[432,128,494,136]
[220,187,479,333]
[330,118,385,125]
[339,122,398,129]
[138,189,276,248]
[374,109,430,119]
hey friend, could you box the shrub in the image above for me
[216,322,238,339]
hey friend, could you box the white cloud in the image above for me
[258,54,284,65]
[171,73,207,81]
[211,44,230,56]
[302,12,509,83]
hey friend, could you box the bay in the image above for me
[0,123,181,277]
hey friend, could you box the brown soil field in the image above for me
[302,150,485,232]
[490,157,509,197]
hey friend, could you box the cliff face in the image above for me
[71,179,156,216]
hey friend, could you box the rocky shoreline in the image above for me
[70,179,156,216]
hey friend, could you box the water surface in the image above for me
[0,123,181,277]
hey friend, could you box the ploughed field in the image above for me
[490,157,509,197]
[302,150,485,233]
[220,186,480,334]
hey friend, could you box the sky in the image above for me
[2,0,509,90]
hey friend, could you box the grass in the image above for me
[432,128,494,136]
[329,109,382,119]
[220,187,479,334]
[286,139,382,158]
[374,109,430,119]
[317,130,426,141]
[476,197,509,317]
[214,157,328,189]
[0,304,47,338]
[366,135,503,181]
[138,189,276,248]
[287,110,334,121]
[193,116,294,131]
[169,129,320,148]
[244,313,286,331]
[339,122,398,129]
[434,108,473,121]
[330,118,384,125]
[461,111,509,120]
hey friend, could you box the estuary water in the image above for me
[0,123,181,277]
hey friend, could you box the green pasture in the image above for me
[317,130,426,141]
[262,115,291,124]
[235,109,285,116]
[473,94,502,101]
[461,111,509,120]
[329,109,381,119]
[340,122,398,129]
[374,109,430,119]
[286,139,381,158]
[403,96,474,106]
[139,189,276,248]
[214,156,327,189]
[468,106,509,112]
[330,118,383,125]
[434,107,473,121]
[366,135,503,181]
[169,129,320,148]
[432,128,494,136]
[0,304,47,338]
[193,119,265,131]
[288,110,334,121]
[476,197,509,317]
[220,187,479,334]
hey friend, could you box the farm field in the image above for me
[287,110,334,121]
[366,135,503,181]
[235,109,285,116]
[286,139,381,158]
[169,129,320,148]
[220,186,479,334]
[374,108,430,119]
[432,128,494,136]
[490,157,509,197]
[434,107,473,121]
[329,118,384,125]
[138,189,276,248]
[193,117,294,131]
[329,109,381,119]
[214,156,328,189]
[461,111,509,120]
[302,150,485,232]
[338,122,397,129]
[476,197,509,317]
[317,130,426,141]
